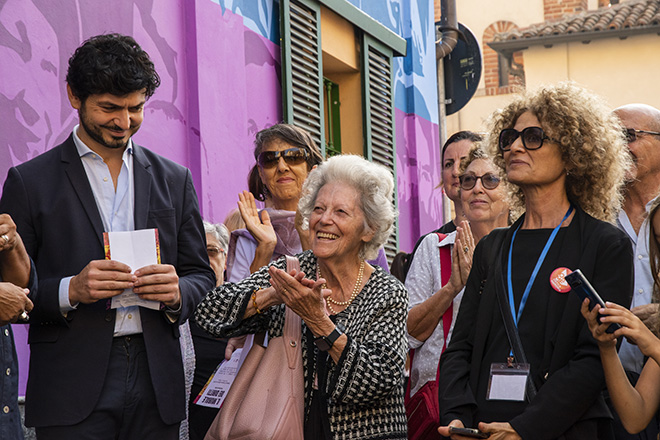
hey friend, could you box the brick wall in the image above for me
[482,21,524,96]
[544,0,588,20]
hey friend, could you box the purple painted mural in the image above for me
[0,0,284,397]
[193,0,282,223]
[1,0,443,397]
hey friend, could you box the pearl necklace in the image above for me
[318,260,365,315]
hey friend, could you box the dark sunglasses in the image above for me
[498,127,559,152]
[257,147,309,169]
[459,172,501,190]
[624,128,660,143]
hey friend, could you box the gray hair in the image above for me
[297,154,396,260]
[203,221,230,252]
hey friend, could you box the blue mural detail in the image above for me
[345,0,401,35]
[207,0,438,123]
[392,0,437,123]
[209,0,280,44]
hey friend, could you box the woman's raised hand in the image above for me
[447,221,475,295]
[237,190,277,248]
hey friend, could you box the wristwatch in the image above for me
[314,327,343,351]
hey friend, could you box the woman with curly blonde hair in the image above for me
[438,82,634,440]
[486,81,630,222]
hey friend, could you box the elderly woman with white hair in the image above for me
[203,221,230,286]
[195,154,408,439]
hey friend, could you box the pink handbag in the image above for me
[204,256,304,440]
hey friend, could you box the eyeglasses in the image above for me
[459,172,501,190]
[257,147,309,169]
[498,127,559,152]
[207,246,225,257]
[624,128,660,143]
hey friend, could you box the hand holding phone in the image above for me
[565,269,621,334]
[448,426,490,438]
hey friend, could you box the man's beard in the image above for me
[79,106,136,150]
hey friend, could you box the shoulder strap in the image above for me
[283,256,302,369]
[438,233,452,286]
[405,233,453,399]
[438,233,452,350]
[490,232,538,401]
[436,233,453,381]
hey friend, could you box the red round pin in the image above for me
[550,267,573,293]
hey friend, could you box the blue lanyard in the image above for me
[507,205,574,330]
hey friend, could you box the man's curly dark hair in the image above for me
[66,33,161,102]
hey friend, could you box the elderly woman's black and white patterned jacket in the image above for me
[195,250,408,440]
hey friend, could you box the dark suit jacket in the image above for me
[0,135,215,427]
[438,206,633,440]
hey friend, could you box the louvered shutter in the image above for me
[280,0,325,153]
[280,2,399,262]
[362,35,398,263]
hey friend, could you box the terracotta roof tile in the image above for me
[493,0,660,42]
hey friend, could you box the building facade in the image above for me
[445,0,660,134]
[0,0,443,397]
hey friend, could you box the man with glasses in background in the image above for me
[612,103,660,440]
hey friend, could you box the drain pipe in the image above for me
[436,0,459,60]
[436,0,459,224]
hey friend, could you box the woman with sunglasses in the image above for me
[224,124,391,359]
[220,124,324,363]
[225,123,324,283]
[438,82,634,440]
[405,145,508,436]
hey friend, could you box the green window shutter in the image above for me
[323,78,342,157]
[362,34,398,262]
[280,0,326,153]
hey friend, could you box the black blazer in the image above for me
[0,135,215,427]
[438,206,633,440]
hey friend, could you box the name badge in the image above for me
[487,362,530,401]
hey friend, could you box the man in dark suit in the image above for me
[0,34,215,439]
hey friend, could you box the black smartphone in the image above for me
[448,426,490,438]
[564,269,621,334]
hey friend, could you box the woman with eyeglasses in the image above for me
[405,145,508,436]
[437,82,634,440]
[402,131,483,279]
[457,148,509,242]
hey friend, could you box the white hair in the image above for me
[297,154,397,260]
[203,221,230,252]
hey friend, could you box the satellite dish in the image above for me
[441,22,482,116]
